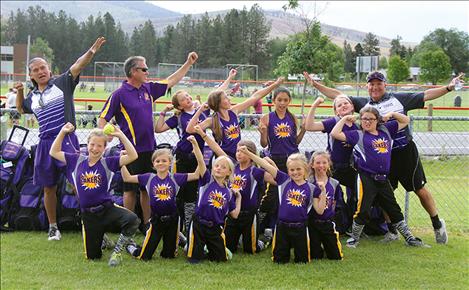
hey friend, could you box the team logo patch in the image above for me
[372,137,389,154]
[231,174,247,191]
[208,190,226,209]
[80,171,102,190]
[224,124,240,140]
[274,122,291,138]
[153,183,173,201]
[286,189,306,207]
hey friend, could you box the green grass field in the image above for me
[1,157,468,289]
[1,231,468,289]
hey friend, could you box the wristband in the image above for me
[446,86,452,92]
[159,112,166,117]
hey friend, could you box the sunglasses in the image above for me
[135,67,149,72]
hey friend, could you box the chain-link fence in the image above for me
[1,109,468,232]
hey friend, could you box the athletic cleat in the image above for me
[125,240,138,256]
[380,231,399,243]
[225,247,233,260]
[346,238,359,248]
[108,251,122,267]
[257,240,265,251]
[405,237,426,247]
[434,219,448,244]
[101,234,115,250]
[48,227,61,241]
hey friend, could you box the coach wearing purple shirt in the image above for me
[98,52,198,230]
[306,70,464,245]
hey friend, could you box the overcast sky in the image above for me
[150,1,469,43]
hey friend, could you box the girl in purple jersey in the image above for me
[258,87,307,240]
[307,151,343,260]
[186,153,242,263]
[154,69,238,236]
[193,125,276,254]
[331,107,426,248]
[187,77,285,160]
[121,136,205,260]
[239,147,319,263]
[50,123,139,267]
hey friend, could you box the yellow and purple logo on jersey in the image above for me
[231,174,247,191]
[153,183,173,201]
[274,122,291,138]
[224,124,240,140]
[80,171,102,190]
[372,137,389,154]
[286,189,306,207]
[208,190,226,209]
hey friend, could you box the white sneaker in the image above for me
[380,231,399,243]
[346,237,359,248]
[48,227,61,241]
[434,219,448,244]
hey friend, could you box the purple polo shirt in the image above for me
[322,116,358,167]
[138,173,188,216]
[231,165,265,211]
[64,153,120,210]
[343,121,399,175]
[100,80,168,152]
[196,171,236,226]
[165,109,210,154]
[275,171,314,223]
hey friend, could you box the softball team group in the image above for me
[15,37,460,267]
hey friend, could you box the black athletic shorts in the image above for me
[389,140,427,192]
[123,151,155,192]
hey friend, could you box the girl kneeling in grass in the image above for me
[238,147,324,263]
[50,123,139,267]
[122,136,205,260]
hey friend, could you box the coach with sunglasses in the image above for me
[99,52,198,232]
[305,70,464,245]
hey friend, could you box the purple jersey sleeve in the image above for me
[165,115,178,129]
[199,170,211,187]
[384,120,399,139]
[105,156,121,172]
[335,183,344,203]
[174,173,189,186]
[228,193,236,212]
[321,117,337,133]
[137,173,152,188]
[343,130,360,146]
[99,93,121,121]
[149,82,168,102]
[63,152,80,173]
[274,170,290,186]
[252,167,265,182]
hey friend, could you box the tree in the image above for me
[30,37,55,64]
[420,28,469,73]
[362,32,380,56]
[419,49,452,85]
[379,56,388,69]
[246,4,270,75]
[387,55,409,83]
[343,40,354,73]
[390,35,407,59]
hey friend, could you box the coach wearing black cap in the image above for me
[304,70,464,245]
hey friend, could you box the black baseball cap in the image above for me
[367,71,386,82]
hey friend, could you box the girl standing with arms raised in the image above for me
[187,77,285,160]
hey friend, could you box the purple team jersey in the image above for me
[138,173,188,216]
[231,165,265,211]
[99,81,168,152]
[268,111,298,155]
[64,153,120,210]
[343,121,399,175]
[217,110,241,158]
[275,171,314,223]
[196,171,236,226]
[308,177,343,221]
[322,116,359,167]
[165,109,210,154]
